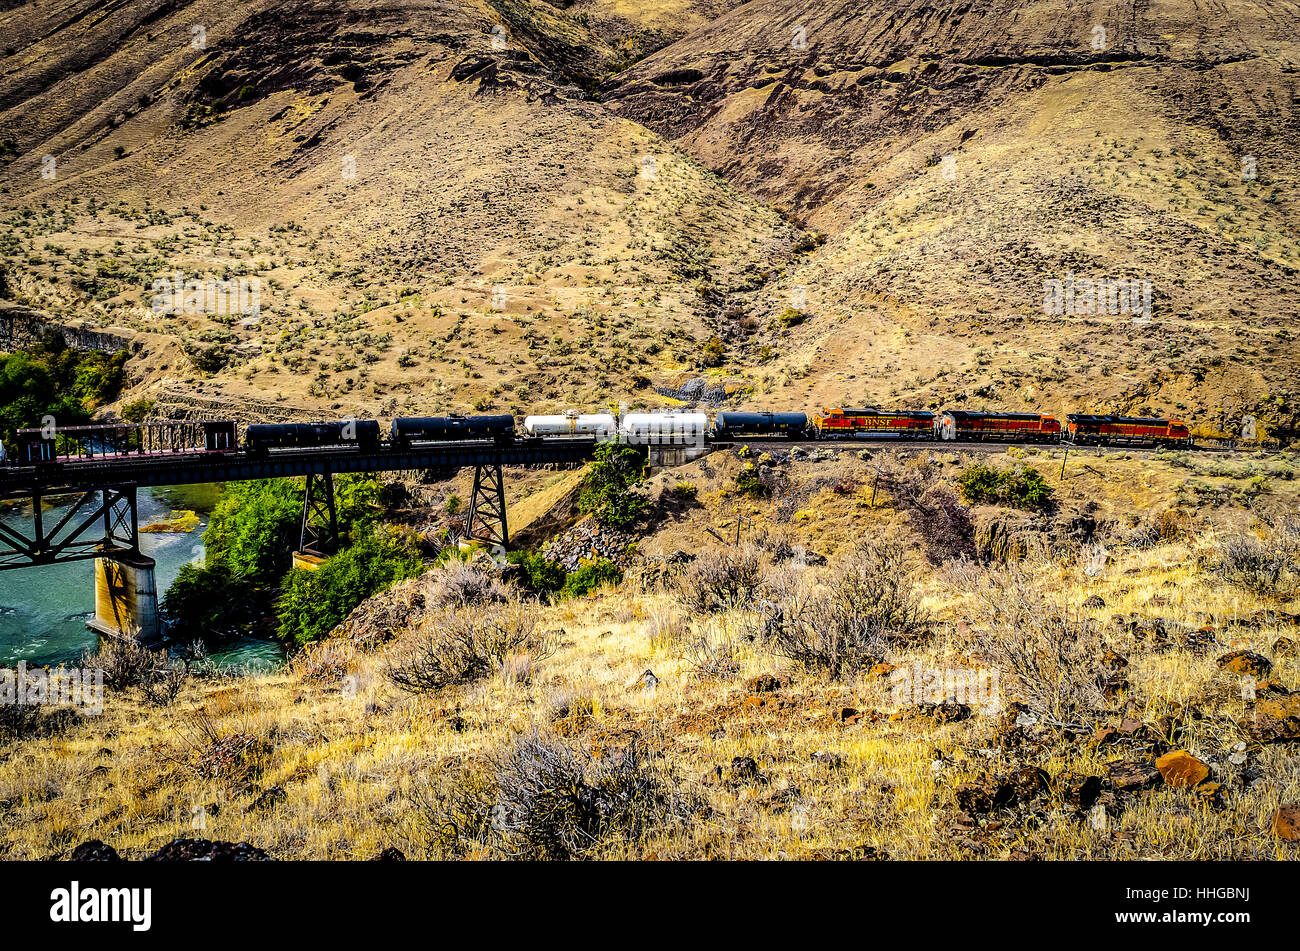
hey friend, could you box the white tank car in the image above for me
[618,411,708,446]
[523,412,616,438]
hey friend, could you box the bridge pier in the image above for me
[646,444,710,471]
[89,552,160,643]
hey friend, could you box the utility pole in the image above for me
[1060,444,1069,480]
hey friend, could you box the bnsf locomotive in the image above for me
[934,410,1061,443]
[1063,414,1192,448]
[811,408,934,439]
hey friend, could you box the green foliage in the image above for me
[958,463,1054,512]
[701,336,725,367]
[733,462,769,498]
[445,493,463,516]
[202,476,382,583]
[776,307,806,328]
[0,333,128,442]
[276,529,422,646]
[578,442,648,530]
[560,559,623,599]
[119,397,154,423]
[161,563,258,642]
[507,551,567,598]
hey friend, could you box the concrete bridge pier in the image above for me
[646,444,711,471]
[89,553,160,643]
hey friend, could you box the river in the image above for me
[0,484,285,670]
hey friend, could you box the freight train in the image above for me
[5,406,1197,467]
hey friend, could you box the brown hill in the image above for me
[603,0,1300,436]
[0,0,1297,437]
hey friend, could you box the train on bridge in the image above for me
[1,406,1194,470]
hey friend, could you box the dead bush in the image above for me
[84,638,188,704]
[875,459,975,562]
[423,731,697,860]
[672,543,765,613]
[1214,517,1300,597]
[387,604,555,693]
[427,562,508,608]
[951,563,1106,728]
[761,538,931,677]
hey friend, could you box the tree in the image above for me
[276,528,421,646]
[578,442,648,530]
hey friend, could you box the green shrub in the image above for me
[507,551,567,598]
[120,397,154,422]
[733,462,769,498]
[958,463,1053,512]
[0,333,128,441]
[162,562,259,641]
[276,528,422,646]
[578,442,648,530]
[203,476,382,583]
[560,559,622,599]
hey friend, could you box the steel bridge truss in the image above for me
[299,471,340,557]
[466,463,509,547]
[0,484,140,570]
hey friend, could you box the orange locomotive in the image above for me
[1063,414,1191,447]
[934,410,1061,443]
[811,408,935,439]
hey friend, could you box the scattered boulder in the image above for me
[729,756,761,783]
[368,847,407,862]
[1107,759,1163,792]
[1058,772,1103,810]
[145,838,273,861]
[1246,693,1300,743]
[1155,750,1211,787]
[69,840,120,862]
[1271,804,1300,842]
[1082,595,1106,610]
[745,673,789,693]
[810,751,843,769]
[632,669,659,692]
[1273,636,1296,656]
[1216,650,1272,678]
[955,777,1015,814]
[1006,765,1050,803]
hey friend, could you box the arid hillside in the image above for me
[0,0,1297,436]
[604,0,1300,434]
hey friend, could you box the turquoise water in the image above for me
[0,485,284,670]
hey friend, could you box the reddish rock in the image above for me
[1273,636,1296,657]
[1117,718,1144,737]
[1107,759,1163,791]
[1246,693,1300,743]
[1217,650,1272,678]
[745,673,790,693]
[1155,750,1211,786]
[955,777,1015,814]
[868,662,897,678]
[1272,804,1300,841]
[1093,725,1120,746]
